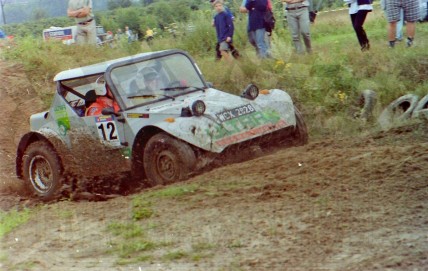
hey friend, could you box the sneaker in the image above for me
[406,37,414,47]
[388,40,395,48]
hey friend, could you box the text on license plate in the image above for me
[215,104,256,123]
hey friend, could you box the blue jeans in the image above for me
[248,28,270,58]
[396,9,404,40]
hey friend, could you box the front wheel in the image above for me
[143,133,196,186]
[22,141,63,201]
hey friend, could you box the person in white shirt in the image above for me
[344,0,373,51]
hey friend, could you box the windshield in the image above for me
[110,53,206,109]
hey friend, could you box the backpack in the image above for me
[264,9,275,34]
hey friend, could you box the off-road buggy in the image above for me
[16,49,308,200]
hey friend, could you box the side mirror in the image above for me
[206,82,213,88]
[101,108,120,117]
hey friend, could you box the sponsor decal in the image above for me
[95,115,114,123]
[54,105,70,136]
[44,28,73,41]
[127,113,149,118]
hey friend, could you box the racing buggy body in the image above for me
[16,49,308,200]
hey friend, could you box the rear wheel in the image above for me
[293,106,308,146]
[22,141,63,201]
[143,132,196,186]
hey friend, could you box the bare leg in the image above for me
[388,21,397,41]
[405,22,416,47]
[406,22,415,39]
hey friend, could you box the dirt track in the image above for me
[0,60,427,270]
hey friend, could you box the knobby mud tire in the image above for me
[143,132,196,187]
[412,94,428,120]
[357,89,377,120]
[378,94,419,130]
[22,141,64,201]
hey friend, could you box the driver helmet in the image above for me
[140,66,159,82]
[140,66,161,91]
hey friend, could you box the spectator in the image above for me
[210,0,236,60]
[344,0,372,51]
[244,0,271,58]
[115,28,123,41]
[386,0,420,48]
[213,0,235,63]
[282,0,312,54]
[125,26,133,43]
[381,0,403,42]
[240,0,272,55]
[67,0,97,45]
[145,27,154,45]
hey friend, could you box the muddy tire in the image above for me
[357,89,377,120]
[143,132,196,187]
[378,94,419,129]
[294,106,308,146]
[22,141,63,201]
[412,94,428,120]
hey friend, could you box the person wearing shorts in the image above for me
[213,0,235,62]
[386,0,420,48]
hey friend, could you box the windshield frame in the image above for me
[105,50,208,111]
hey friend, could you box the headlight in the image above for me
[242,84,259,100]
[191,100,206,116]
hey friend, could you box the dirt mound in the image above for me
[0,59,427,270]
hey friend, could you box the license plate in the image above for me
[215,104,256,123]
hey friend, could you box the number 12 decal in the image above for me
[98,122,118,141]
[95,116,121,146]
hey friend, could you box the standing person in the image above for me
[67,0,97,45]
[344,0,372,51]
[125,26,133,43]
[213,0,235,63]
[145,27,154,45]
[210,0,236,60]
[245,0,270,58]
[282,0,312,54]
[115,28,123,41]
[240,0,272,55]
[381,0,403,42]
[385,0,420,48]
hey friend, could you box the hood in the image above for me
[151,88,296,153]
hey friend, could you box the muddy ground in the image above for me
[0,59,427,271]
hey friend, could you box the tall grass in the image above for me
[1,8,427,136]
